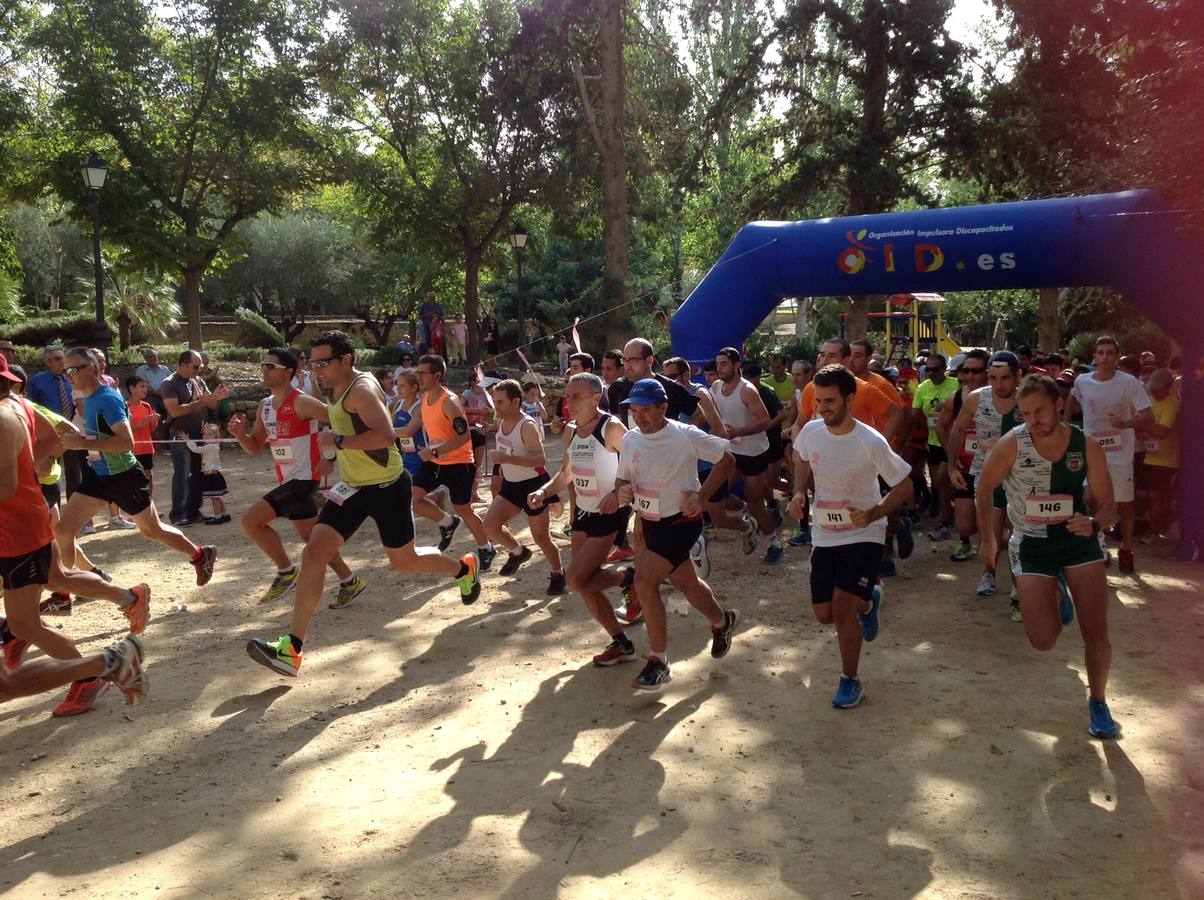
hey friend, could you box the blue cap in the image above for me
[621,378,668,407]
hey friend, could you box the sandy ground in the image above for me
[1,436,1202,900]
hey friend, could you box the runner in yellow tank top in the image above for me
[397,354,496,569]
[246,332,482,679]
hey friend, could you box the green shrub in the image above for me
[7,311,99,348]
[234,307,286,347]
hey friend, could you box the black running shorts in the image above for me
[0,542,52,590]
[40,481,61,510]
[264,479,320,521]
[571,506,623,538]
[135,452,155,471]
[927,444,947,466]
[809,542,883,605]
[953,472,975,501]
[642,513,703,570]
[76,465,152,517]
[700,465,728,503]
[413,461,475,506]
[316,474,416,549]
[498,474,558,517]
[470,429,487,449]
[734,451,768,477]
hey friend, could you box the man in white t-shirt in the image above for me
[1065,336,1152,573]
[614,378,739,692]
[788,365,912,709]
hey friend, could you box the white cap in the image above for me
[947,353,967,374]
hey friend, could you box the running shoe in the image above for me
[79,521,97,536]
[616,599,643,627]
[437,514,462,551]
[950,539,974,561]
[477,544,497,572]
[121,584,151,635]
[896,516,915,559]
[593,637,637,667]
[606,545,635,563]
[859,583,883,642]
[329,575,367,609]
[787,527,811,547]
[246,635,303,677]
[1118,548,1135,574]
[546,572,567,595]
[52,677,109,716]
[204,514,232,525]
[710,608,739,659]
[1010,597,1023,622]
[108,515,136,530]
[457,554,481,605]
[1088,699,1119,738]
[102,635,148,707]
[2,631,29,671]
[1058,574,1074,626]
[763,541,784,564]
[703,521,716,538]
[39,592,73,615]
[832,674,864,709]
[498,545,533,576]
[632,657,672,692]
[741,515,757,555]
[260,568,299,604]
[879,558,897,578]
[690,533,710,577]
[976,572,997,596]
[927,523,952,542]
[192,545,217,586]
[559,524,574,539]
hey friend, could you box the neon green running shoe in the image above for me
[246,634,303,677]
[329,575,367,609]
[457,554,481,605]
[260,568,298,604]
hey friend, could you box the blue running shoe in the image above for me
[895,516,915,559]
[1058,574,1074,626]
[787,527,811,547]
[832,675,864,708]
[859,583,883,642]
[1088,699,1119,738]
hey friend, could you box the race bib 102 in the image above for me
[270,441,294,463]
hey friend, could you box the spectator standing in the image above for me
[0,338,14,362]
[162,350,227,526]
[135,346,172,421]
[419,292,445,353]
[484,317,500,357]
[431,314,447,360]
[27,345,83,497]
[449,317,468,364]
[556,337,574,374]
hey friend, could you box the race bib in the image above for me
[964,434,979,454]
[573,465,600,498]
[1024,494,1073,524]
[324,481,359,506]
[634,487,661,521]
[398,435,416,452]
[1093,430,1123,453]
[927,414,940,430]
[1143,438,1160,454]
[270,441,294,463]
[816,499,856,531]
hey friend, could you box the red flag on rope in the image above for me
[571,317,582,353]
[515,348,532,370]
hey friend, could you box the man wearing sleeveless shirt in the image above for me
[530,373,640,666]
[936,350,989,562]
[247,332,481,678]
[948,351,1023,605]
[975,374,1119,738]
[482,380,566,594]
[229,348,363,607]
[398,355,497,570]
[615,379,740,692]
[0,355,148,714]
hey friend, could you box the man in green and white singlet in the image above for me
[975,374,1119,738]
[246,330,482,678]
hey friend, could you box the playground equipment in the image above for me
[670,190,1203,559]
[838,292,962,362]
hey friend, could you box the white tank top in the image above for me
[710,377,769,456]
[496,415,544,482]
[263,389,319,483]
[568,414,619,513]
[969,386,1020,475]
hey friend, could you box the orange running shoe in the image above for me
[121,584,151,635]
[606,545,635,563]
[1,631,29,671]
[52,677,109,717]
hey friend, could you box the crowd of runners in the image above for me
[0,328,1184,738]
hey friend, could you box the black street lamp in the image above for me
[508,222,528,348]
[81,152,110,353]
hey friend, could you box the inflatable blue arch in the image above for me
[671,190,1203,557]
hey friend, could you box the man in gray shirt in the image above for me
[161,350,228,525]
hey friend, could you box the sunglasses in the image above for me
[261,362,287,370]
[961,367,986,375]
[925,366,944,373]
[311,355,346,369]
[65,363,94,377]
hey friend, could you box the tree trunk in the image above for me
[464,248,483,361]
[118,309,132,350]
[596,0,631,349]
[183,219,203,349]
[1037,287,1061,352]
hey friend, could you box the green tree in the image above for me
[100,268,181,350]
[34,0,329,348]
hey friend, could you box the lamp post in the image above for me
[81,152,111,353]
[508,222,528,349]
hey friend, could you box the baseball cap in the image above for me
[1055,369,1075,386]
[947,352,967,374]
[621,378,668,407]
[989,350,1020,370]
[0,354,21,383]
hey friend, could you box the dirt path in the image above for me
[2,444,1201,898]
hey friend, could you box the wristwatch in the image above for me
[1090,517,1101,534]
[333,434,344,449]
[431,447,440,459]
